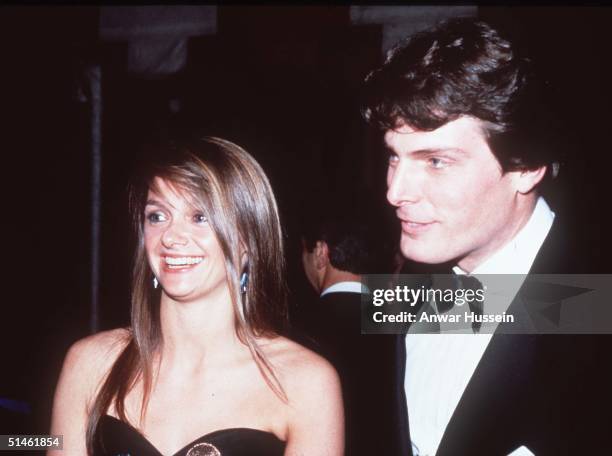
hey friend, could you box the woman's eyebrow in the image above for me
[145,198,177,210]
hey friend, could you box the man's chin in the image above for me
[400,240,454,265]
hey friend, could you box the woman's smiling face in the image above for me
[143,177,228,303]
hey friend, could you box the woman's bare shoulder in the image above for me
[62,328,131,392]
[261,336,344,453]
[66,328,130,363]
[50,327,132,447]
[261,336,341,399]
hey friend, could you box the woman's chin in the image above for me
[161,285,199,302]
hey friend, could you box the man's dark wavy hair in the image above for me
[303,217,372,275]
[362,18,560,178]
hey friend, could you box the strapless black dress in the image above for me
[94,415,286,456]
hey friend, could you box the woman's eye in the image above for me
[146,212,167,224]
[193,213,208,224]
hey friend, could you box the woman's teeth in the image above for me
[164,256,203,266]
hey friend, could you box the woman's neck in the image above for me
[157,285,246,376]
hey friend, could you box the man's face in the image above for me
[385,116,528,272]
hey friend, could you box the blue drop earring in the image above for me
[240,271,249,294]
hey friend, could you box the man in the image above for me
[301,217,369,364]
[361,18,607,455]
[300,217,397,456]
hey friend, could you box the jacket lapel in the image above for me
[435,332,538,455]
[394,333,413,455]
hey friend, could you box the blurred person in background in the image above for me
[300,213,396,456]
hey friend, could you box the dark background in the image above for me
[1,6,611,434]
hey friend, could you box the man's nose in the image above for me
[161,220,189,248]
[386,162,423,207]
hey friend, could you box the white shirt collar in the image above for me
[320,281,365,297]
[453,196,555,275]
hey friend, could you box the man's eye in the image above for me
[193,213,208,224]
[388,153,400,165]
[146,212,167,223]
[429,157,447,169]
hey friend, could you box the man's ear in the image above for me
[514,165,547,194]
[314,241,329,270]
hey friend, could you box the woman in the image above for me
[49,137,344,455]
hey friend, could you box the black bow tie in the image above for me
[437,274,484,333]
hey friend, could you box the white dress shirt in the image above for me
[320,280,365,297]
[405,197,555,455]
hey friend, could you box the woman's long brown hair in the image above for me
[86,137,288,454]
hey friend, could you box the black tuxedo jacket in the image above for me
[392,217,611,455]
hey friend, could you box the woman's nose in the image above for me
[161,221,188,248]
